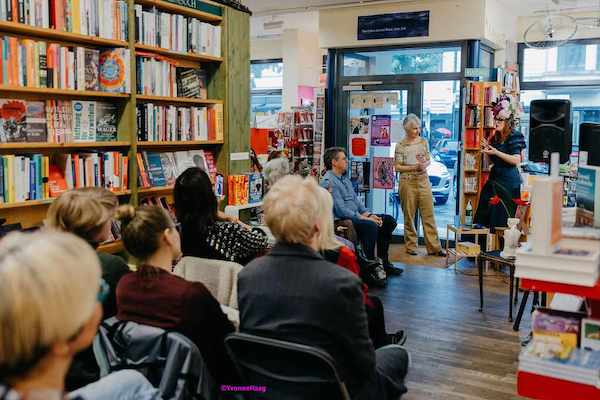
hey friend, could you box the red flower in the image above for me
[513,198,529,207]
[489,195,501,206]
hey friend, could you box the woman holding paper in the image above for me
[395,114,444,257]
[474,95,526,230]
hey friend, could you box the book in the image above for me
[228,174,248,206]
[576,165,600,228]
[99,48,130,93]
[372,157,394,189]
[159,152,176,186]
[174,151,195,176]
[0,99,26,142]
[248,173,263,204]
[95,102,118,141]
[188,150,208,172]
[370,115,391,147]
[25,101,46,142]
[84,48,99,91]
[72,101,96,142]
[144,152,166,187]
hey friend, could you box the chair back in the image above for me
[174,256,242,309]
[93,317,218,400]
[224,332,351,400]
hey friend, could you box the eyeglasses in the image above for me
[98,279,109,303]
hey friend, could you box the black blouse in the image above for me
[491,131,526,169]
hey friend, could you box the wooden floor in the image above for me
[372,259,531,400]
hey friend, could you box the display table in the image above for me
[445,223,489,267]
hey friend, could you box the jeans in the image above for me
[68,370,162,400]
[352,214,397,262]
[354,345,410,400]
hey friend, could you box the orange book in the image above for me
[55,1,65,31]
[11,0,17,22]
[136,153,149,188]
[25,40,34,87]
[113,152,121,189]
[214,103,223,141]
[122,156,129,190]
[207,107,216,141]
[72,154,80,188]
[48,164,67,198]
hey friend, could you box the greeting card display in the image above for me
[371,115,391,146]
[372,157,395,190]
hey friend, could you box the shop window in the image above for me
[522,41,600,82]
[251,60,283,127]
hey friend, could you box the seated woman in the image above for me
[45,187,131,390]
[174,167,268,265]
[315,185,406,349]
[0,230,160,400]
[115,204,236,385]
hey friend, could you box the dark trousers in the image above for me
[366,295,390,349]
[353,214,397,263]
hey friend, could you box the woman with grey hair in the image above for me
[394,114,445,257]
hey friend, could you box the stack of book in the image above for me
[136,54,207,98]
[0,99,118,143]
[0,153,49,202]
[137,103,214,142]
[484,85,498,105]
[465,106,480,128]
[0,36,130,93]
[134,5,221,57]
[0,0,129,41]
[465,81,480,104]
[136,149,217,188]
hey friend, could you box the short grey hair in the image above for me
[403,113,421,129]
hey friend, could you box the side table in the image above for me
[446,224,490,268]
[478,250,516,321]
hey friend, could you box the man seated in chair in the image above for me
[321,147,402,276]
[238,176,410,400]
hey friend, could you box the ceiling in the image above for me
[243,0,600,16]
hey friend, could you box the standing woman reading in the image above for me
[395,114,445,257]
[474,96,526,230]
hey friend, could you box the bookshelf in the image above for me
[459,81,502,223]
[0,0,251,253]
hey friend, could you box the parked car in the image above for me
[428,157,451,205]
[432,139,459,169]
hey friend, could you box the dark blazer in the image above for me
[238,242,376,395]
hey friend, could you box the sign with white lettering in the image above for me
[357,11,429,41]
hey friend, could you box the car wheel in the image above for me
[435,196,449,205]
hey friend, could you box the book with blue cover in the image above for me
[248,173,263,204]
[144,152,166,187]
[576,165,600,228]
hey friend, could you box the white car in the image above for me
[428,157,451,205]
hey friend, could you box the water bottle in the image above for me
[465,200,473,227]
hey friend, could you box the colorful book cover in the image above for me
[95,102,117,141]
[99,48,129,93]
[576,165,600,228]
[248,173,263,204]
[370,115,391,146]
[372,157,395,190]
[144,152,166,187]
[188,150,208,172]
[72,101,96,142]
[0,100,26,142]
[48,163,67,198]
[25,101,47,142]
[159,152,176,186]
[174,151,195,177]
[84,48,99,91]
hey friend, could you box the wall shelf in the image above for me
[137,140,224,147]
[134,43,222,63]
[136,95,222,105]
[0,190,131,210]
[135,0,223,23]
[138,186,174,195]
[0,86,130,99]
[0,141,131,151]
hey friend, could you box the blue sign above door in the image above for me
[357,11,430,40]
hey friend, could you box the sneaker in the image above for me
[383,262,403,276]
[389,330,407,346]
[374,263,387,280]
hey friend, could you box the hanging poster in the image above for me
[350,94,363,109]
[350,116,370,157]
[370,115,391,146]
[372,157,395,189]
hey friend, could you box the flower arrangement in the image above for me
[492,93,520,127]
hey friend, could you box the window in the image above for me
[251,60,283,127]
[342,46,461,76]
[522,42,600,82]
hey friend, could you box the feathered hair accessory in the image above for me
[492,94,519,127]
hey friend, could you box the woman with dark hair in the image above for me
[474,96,526,230]
[174,167,268,265]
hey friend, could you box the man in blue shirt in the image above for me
[321,147,402,276]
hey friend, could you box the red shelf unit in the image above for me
[517,371,600,400]
[520,278,600,301]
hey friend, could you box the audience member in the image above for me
[315,185,407,349]
[321,147,403,277]
[238,175,410,400]
[174,167,268,265]
[115,205,236,385]
[263,150,289,190]
[45,187,130,390]
[0,231,160,400]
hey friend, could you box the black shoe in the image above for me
[384,262,403,275]
[428,250,447,257]
[389,330,407,346]
[364,269,387,288]
[406,250,418,256]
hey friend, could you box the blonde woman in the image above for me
[238,176,409,400]
[315,186,407,349]
[395,114,445,257]
[0,231,159,399]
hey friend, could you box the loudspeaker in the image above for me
[528,99,572,164]
[579,122,600,167]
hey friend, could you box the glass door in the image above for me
[344,85,413,236]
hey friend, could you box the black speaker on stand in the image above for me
[579,122,600,167]
[528,99,572,167]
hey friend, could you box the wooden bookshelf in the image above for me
[135,0,223,23]
[0,21,129,47]
[138,186,174,195]
[136,95,222,105]
[135,44,223,63]
[0,141,131,150]
[0,86,130,99]
[137,140,224,147]
[0,190,131,210]
[98,240,125,254]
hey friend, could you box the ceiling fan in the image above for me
[524,0,578,49]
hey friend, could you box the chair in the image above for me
[174,256,242,309]
[224,333,351,400]
[93,317,218,400]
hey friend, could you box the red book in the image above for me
[11,0,18,22]
[207,107,216,141]
[49,0,56,28]
[48,164,67,198]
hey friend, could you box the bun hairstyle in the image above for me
[116,205,175,263]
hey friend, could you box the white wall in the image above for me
[319,0,486,49]
[483,0,518,66]
[251,38,283,60]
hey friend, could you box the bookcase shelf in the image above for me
[138,186,174,195]
[97,240,125,254]
[0,190,131,210]
[0,86,130,99]
[136,95,222,105]
[0,141,131,151]
[0,21,129,48]
[137,140,224,147]
[134,44,223,63]
[135,0,223,23]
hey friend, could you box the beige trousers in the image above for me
[399,175,442,254]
